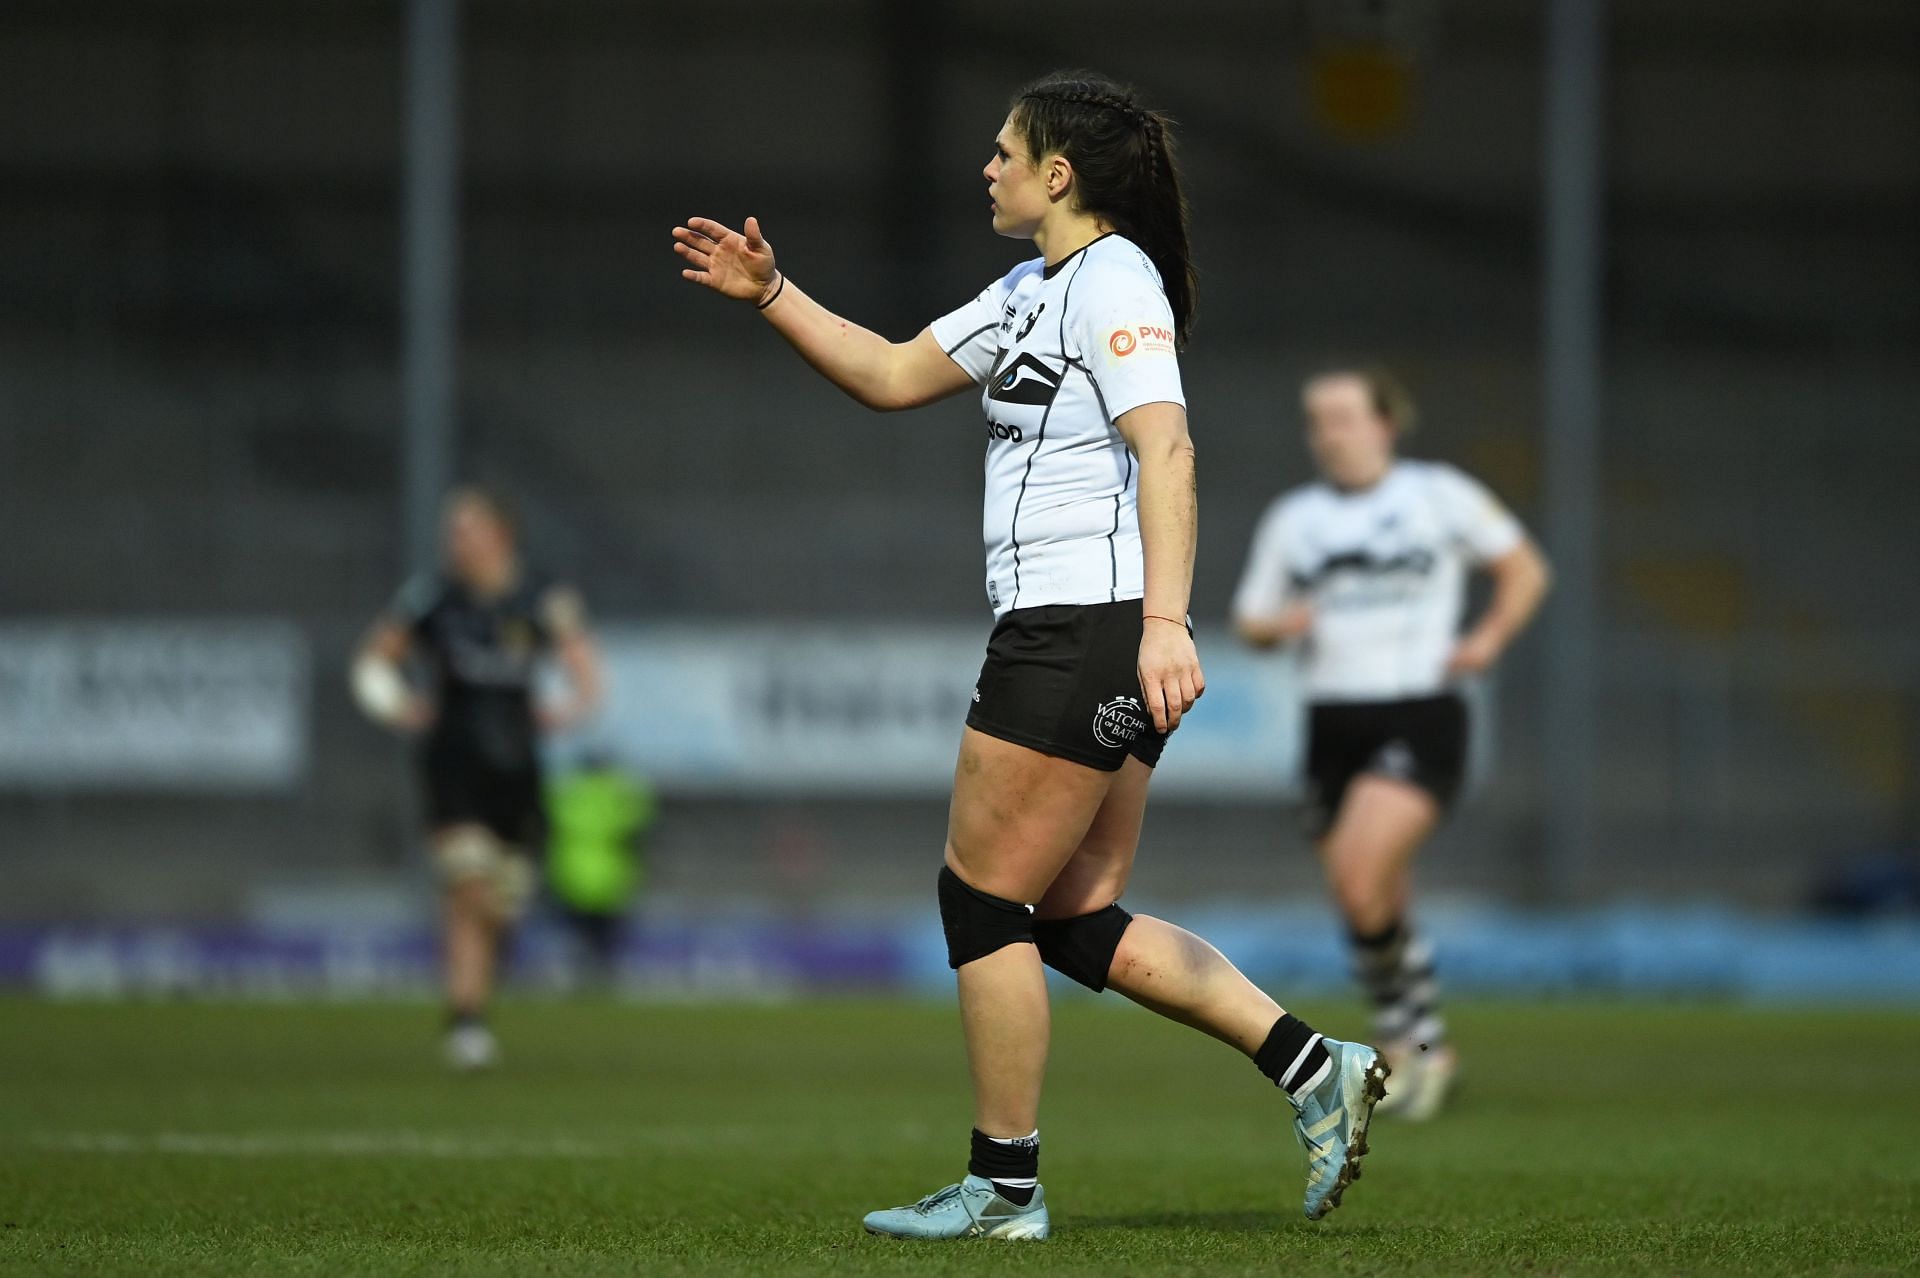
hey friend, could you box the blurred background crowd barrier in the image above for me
[2,0,1915,997]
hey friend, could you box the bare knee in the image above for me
[943,839,1033,905]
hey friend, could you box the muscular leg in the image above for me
[1319,775,1448,1055]
[1318,774,1439,938]
[1038,759,1295,1058]
[877,738,1383,1232]
[443,876,499,1015]
[433,823,511,1018]
[945,728,1115,1138]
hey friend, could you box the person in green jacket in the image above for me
[546,752,656,982]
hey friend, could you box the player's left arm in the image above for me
[538,586,606,734]
[1449,538,1552,676]
[1116,401,1206,734]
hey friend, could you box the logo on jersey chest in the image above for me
[987,351,1063,407]
[1290,547,1437,593]
[1092,695,1149,748]
[436,608,540,687]
[1015,302,1047,342]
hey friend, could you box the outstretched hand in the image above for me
[672,216,780,304]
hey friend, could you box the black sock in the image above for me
[447,1009,485,1032]
[1254,1013,1332,1101]
[968,1128,1039,1206]
[1350,919,1411,1042]
[1349,920,1407,973]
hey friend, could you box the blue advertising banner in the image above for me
[572,623,1311,798]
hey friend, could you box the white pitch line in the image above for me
[26,1119,939,1161]
[34,1130,643,1160]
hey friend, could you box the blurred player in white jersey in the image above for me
[1234,367,1550,1120]
[676,70,1386,1236]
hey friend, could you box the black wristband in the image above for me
[755,272,786,311]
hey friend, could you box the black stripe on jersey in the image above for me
[1007,254,1088,610]
[1291,548,1438,591]
[1073,357,1113,418]
[1069,360,1128,602]
[943,322,998,356]
[1006,402,1055,610]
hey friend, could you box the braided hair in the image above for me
[1012,70,1196,347]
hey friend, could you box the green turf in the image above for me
[0,996,1915,1275]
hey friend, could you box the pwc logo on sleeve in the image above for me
[1108,323,1176,358]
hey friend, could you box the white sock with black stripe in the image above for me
[1398,933,1447,1050]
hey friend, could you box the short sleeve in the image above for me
[1430,465,1524,564]
[1232,498,1296,620]
[928,265,1023,384]
[1073,261,1185,420]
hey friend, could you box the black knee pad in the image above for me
[1033,904,1134,992]
[937,865,1035,969]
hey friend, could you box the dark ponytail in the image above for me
[1013,70,1197,347]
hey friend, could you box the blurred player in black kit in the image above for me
[353,487,603,1069]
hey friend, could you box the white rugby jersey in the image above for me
[1233,461,1524,702]
[930,234,1185,616]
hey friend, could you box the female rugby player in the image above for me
[674,71,1385,1237]
[1233,368,1550,1120]
[352,487,603,1070]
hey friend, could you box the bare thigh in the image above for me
[944,726,1118,903]
[1037,756,1153,920]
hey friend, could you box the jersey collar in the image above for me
[1042,231,1114,279]
[1328,460,1401,497]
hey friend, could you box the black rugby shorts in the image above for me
[965,601,1172,772]
[419,740,547,849]
[1303,693,1468,835]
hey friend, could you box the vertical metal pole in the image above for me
[877,0,940,336]
[1541,0,1605,901]
[401,0,461,577]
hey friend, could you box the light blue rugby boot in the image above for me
[862,1174,1050,1240]
[1292,1038,1389,1221]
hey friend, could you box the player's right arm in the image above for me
[1233,499,1314,648]
[351,616,433,735]
[672,216,975,412]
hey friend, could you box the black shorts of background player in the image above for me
[674,70,1388,1231]
[352,485,604,1070]
[1234,367,1552,1119]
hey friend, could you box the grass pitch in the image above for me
[1,996,1915,1275]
